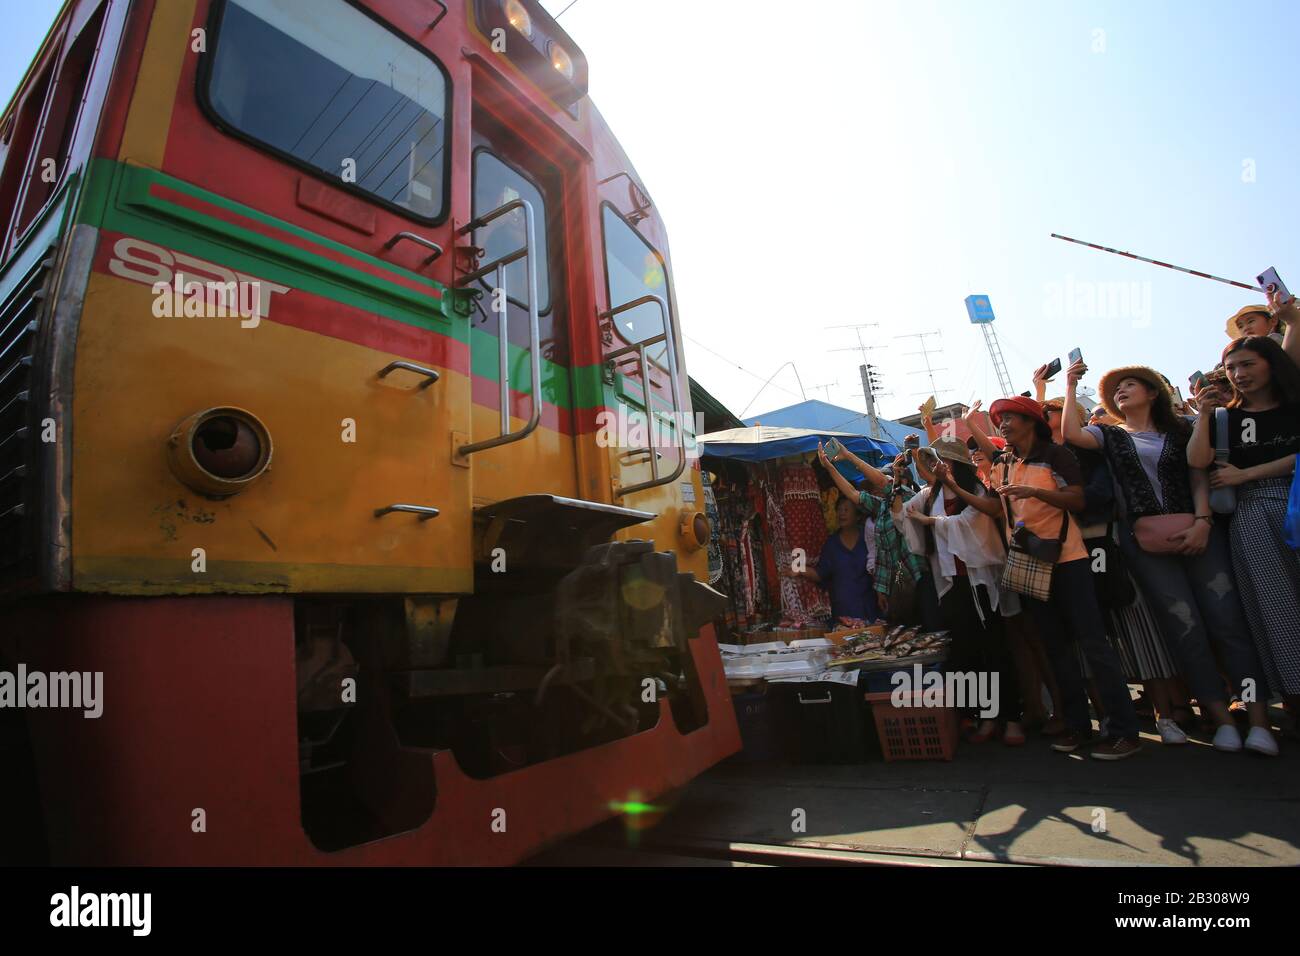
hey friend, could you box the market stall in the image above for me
[697,426,958,763]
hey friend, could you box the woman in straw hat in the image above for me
[1062,359,1279,756]
[903,439,1025,745]
[1046,394,1185,743]
[1189,334,1300,727]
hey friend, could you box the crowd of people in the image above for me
[802,289,1300,761]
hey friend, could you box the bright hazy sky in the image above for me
[5,1,1295,423]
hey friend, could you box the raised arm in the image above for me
[1186,386,1219,469]
[1062,359,1102,450]
[962,400,1000,461]
[918,406,939,443]
[913,448,936,485]
[934,461,1002,518]
[1031,364,1050,403]
[818,444,864,502]
[835,445,891,495]
[1268,287,1300,369]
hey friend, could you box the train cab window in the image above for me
[0,62,54,248]
[472,151,550,313]
[204,0,450,222]
[601,204,670,364]
[13,4,105,238]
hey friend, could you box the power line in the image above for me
[683,335,804,404]
[554,0,580,18]
[739,361,807,419]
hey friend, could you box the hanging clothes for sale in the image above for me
[769,461,832,627]
[702,471,724,587]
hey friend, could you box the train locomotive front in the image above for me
[0,0,739,865]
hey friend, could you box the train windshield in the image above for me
[204,0,449,221]
[602,205,670,365]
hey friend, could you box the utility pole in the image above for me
[829,322,889,436]
[858,363,885,439]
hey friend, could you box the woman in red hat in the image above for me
[1062,359,1278,756]
[986,396,1141,760]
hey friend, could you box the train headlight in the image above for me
[167,407,273,498]
[679,511,709,552]
[475,0,588,108]
[548,41,574,80]
[503,0,533,38]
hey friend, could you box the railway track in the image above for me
[527,835,1022,867]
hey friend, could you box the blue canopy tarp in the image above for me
[698,425,899,470]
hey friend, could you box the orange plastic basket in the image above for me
[864,691,958,761]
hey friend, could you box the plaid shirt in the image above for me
[858,482,927,595]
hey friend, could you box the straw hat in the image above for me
[1225,304,1284,339]
[1041,396,1088,427]
[1097,366,1173,421]
[924,437,974,467]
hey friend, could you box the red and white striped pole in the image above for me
[1050,233,1264,293]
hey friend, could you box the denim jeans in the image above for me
[1119,519,1266,705]
[1023,558,1139,738]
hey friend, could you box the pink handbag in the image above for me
[1132,513,1196,554]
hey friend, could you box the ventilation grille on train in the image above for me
[0,250,55,584]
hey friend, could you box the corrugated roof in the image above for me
[744,399,928,448]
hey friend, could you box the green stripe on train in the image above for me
[75,158,687,422]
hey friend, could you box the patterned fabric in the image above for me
[713,481,762,627]
[1000,545,1055,601]
[859,482,927,596]
[702,474,723,586]
[1079,576,1179,681]
[820,486,840,533]
[1231,477,1300,695]
[1095,424,1195,519]
[769,464,832,627]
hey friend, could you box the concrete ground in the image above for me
[533,715,1300,866]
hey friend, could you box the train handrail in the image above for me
[454,199,541,457]
[599,294,686,497]
[377,360,440,388]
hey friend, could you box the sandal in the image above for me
[1003,722,1026,746]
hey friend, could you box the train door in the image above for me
[461,108,577,506]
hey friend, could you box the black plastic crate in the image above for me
[775,681,874,764]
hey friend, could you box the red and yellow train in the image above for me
[0,0,738,865]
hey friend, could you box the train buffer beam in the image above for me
[473,494,655,568]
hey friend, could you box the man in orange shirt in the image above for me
[988,396,1141,761]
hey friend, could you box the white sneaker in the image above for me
[1212,724,1243,752]
[1156,718,1188,745]
[1244,726,1279,757]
